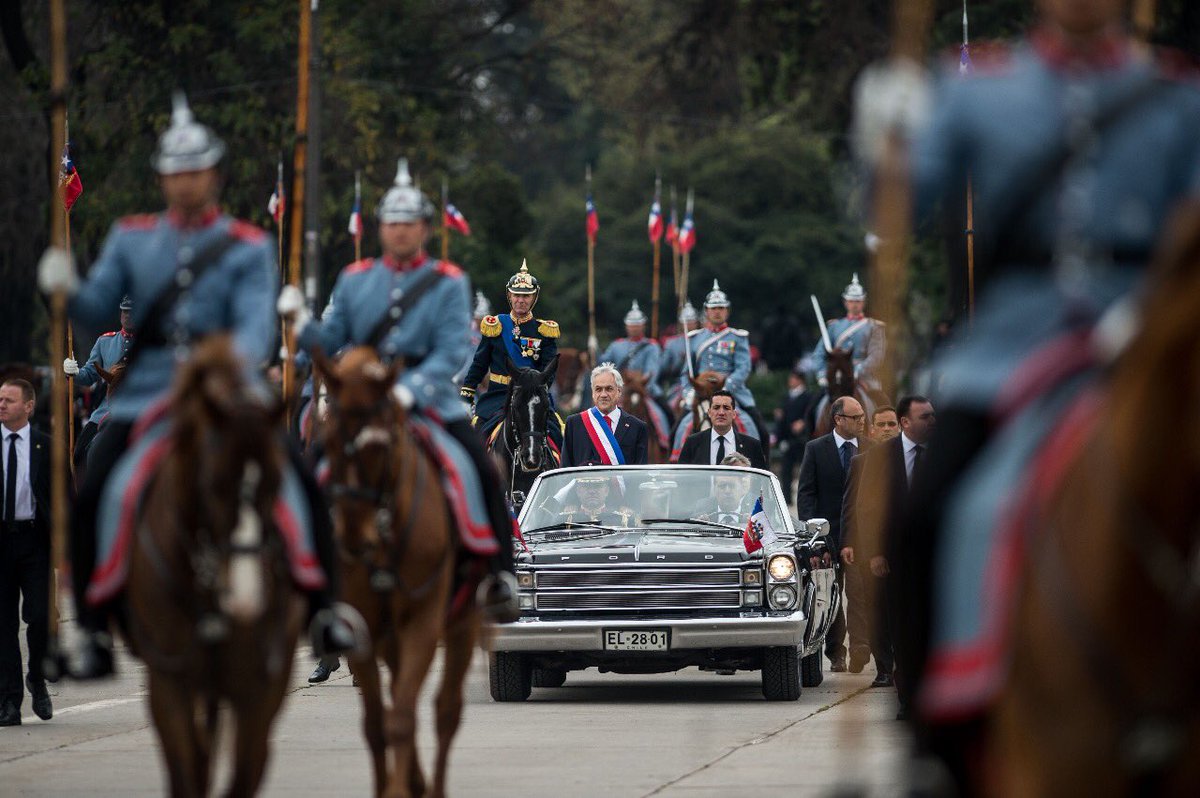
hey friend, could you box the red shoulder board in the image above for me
[100,330,120,338]
[344,258,375,275]
[435,259,463,278]
[118,214,158,231]
[228,219,267,243]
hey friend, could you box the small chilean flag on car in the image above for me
[743,496,777,553]
[444,202,472,236]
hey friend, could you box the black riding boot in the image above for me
[445,419,518,622]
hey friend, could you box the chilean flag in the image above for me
[666,204,678,247]
[677,211,696,254]
[586,193,599,243]
[742,496,777,554]
[268,163,285,225]
[647,199,663,243]
[60,147,83,212]
[444,202,472,236]
[347,196,362,241]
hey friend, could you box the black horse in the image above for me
[491,356,559,511]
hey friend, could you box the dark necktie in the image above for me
[840,440,856,473]
[715,433,726,465]
[912,444,924,481]
[4,433,16,522]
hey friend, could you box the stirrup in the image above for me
[310,603,370,659]
[478,572,520,624]
[70,631,116,681]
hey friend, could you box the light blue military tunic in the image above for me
[598,337,663,397]
[296,254,472,423]
[678,324,756,408]
[810,316,886,390]
[74,329,133,425]
[69,211,277,423]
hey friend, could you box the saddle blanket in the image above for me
[920,348,1100,722]
[670,409,753,462]
[90,409,326,607]
[409,415,499,557]
[644,399,671,451]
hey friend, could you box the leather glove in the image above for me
[37,246,79,295]
[459,386,476,404]
[852,58,932,165]
[276,285,312,336]
[63,358,80,376]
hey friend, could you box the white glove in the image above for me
[276,285,312,336]
[63,358,80,376]
[37,246,79,295]
[391,383,415,410]
[851,58,932,165]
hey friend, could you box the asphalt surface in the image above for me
[0,625,912,797]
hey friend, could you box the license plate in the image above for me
[603,629,670,651]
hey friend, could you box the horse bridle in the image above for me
[505,383,551,474]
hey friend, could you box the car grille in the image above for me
[531,568,747,612]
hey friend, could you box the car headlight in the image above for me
[769,585,797,610]
[742,590,762,607]
[517,571,534,588]
[743,569,762,585]
[768,555,796,581]
[518,594,535,610]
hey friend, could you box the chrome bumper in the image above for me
[490,610,808,652]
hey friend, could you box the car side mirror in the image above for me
[804,518,830,541]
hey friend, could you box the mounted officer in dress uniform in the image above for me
[63,295,135,474]
[679,280,771,449]
[659,299,699,408]
[598,301,662,392]
[38,92,359,678]
[460,260,563,449]
[278,158,520,621]
[810,273,886,393]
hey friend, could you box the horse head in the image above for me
[824,347,856,399]
[621,370,648,412]
[97,362,128,390]
[505,355,557,473]
[689,370,726,399]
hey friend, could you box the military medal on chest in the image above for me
[512,322,541,360]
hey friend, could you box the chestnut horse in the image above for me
[316,347,480,798]
[810,347,876,437]
[126,336,303,797]
[620,370,666,464]
[552,347,590,414]
[978,220,1200,797]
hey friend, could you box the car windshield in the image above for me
[519,466,790,538]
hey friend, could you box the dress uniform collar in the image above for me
[382,252,429,273]
[511,312,534,325]
[705,323,728,333]
[845,312,864,321]
[167,205,220,230]
[1031,25,1130,73]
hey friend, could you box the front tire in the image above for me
[761,646,801,701]
[489,652,532,702]
[531,667,567,688]
[801,649,824,687]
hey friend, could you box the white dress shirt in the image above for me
[709,428,736,465]
[832,431,859,465]
[901,432,922,484]
[2,423,34,521]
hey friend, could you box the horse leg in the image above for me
[384,610,442,798]
[224,681,281,798]
[147,671,203,798]
[353,650,390,798]
[429,609,480,798]
[195,693,219,797]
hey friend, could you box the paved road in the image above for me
[0,635,911,796]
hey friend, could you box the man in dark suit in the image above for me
[774,369,814,493]
[0,379,53,725]
[676,390,768,471]
[842,395,935,712]
[561,363,648,466]
[796,395,866,672]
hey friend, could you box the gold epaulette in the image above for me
[538,319,560,338]
[480,315,502,337]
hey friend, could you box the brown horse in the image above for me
[553,346,590,415]
[976,220,1200,796]
[126,335,303,797]
[811,347,875,437]
[620,370,665,464]
[316,347,480,798]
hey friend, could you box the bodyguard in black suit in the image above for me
[676,390,768,470]
[0,379,53,725]
[774,369,814,492]
[560,364,648,466]
[795,396,866,672]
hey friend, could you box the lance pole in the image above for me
[963,2,976,326]
[43,0,70,679]
[670,185,681,313]
[679,187,694,312]
[650,173,662,339]
[441,175,450,262]
[354,170,362,262]
[586,164,597,360]
[63,116,75,478]
[284,0,314,419]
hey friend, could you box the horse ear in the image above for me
[541,354,559,384]
[311,347,342,395]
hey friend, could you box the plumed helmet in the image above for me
[119,295,133,311]
[505,258,540,296]
[624,300,647,327]
[678,300,699,324]
[376,158,435,223]
[842,272,867,301]
[703,279,730,308]
[473,291,491,319]
[153,91,226,175]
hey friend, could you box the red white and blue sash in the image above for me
[581,407,625,465]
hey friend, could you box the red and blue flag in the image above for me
[60,147,83,212]
[586,193,599,243]
[677,211,696,254]
[268,159,285,224]
[666,203,678,247]
[647,198,663,243]
[444,202,472,236]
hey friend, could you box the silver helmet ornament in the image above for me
[505,258,540,297]
[119,295,133,311]
[153,91,226,175]
[678,299,699,324]
[473,291,492,319]
[376,158,435,223]
[842,272,867,302]
[703,279,730,309]
[624,299,647,327]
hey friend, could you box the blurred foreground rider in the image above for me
[39,93,359,679]
[63,295,134,475]
[278,159,520,622]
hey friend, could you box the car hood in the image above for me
[522,529,791,565]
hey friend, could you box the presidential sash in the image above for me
[581,407,625,465]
